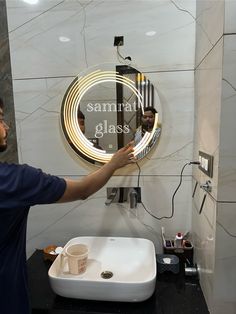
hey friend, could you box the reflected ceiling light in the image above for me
[22,0,38,4]
[145,31,156,37]
[61,70,158,164]
[59,36,71,42]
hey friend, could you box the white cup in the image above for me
[61,244,88,275]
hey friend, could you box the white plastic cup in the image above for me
[61,244,88,275]
[175,233,183,248]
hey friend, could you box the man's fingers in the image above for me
[128,152,136,161]
[123,141,135,150]
[127,146,134,153]
[128,157,137,163]
[119,145,134,153]
[127,140,134,146]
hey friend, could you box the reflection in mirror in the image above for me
[61,63,162,165]
[134,106,161,159]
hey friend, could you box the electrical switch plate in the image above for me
[198,151,213,178]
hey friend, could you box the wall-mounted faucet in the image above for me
[105,187,141,207]
[129,188,138,209]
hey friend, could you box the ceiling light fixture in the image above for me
[59,36,71,42]
[145,31,156,37]
[22,0,39,4]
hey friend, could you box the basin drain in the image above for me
[101,271,113,279]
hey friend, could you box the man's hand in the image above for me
[58,142,135,202]
[109,142,135,171]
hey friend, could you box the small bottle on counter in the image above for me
[175,232,183,248]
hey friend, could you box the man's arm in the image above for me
[58,144,134,202]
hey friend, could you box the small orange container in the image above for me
[43,245,58,262]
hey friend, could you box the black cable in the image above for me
[116,46,132,64]
[170,162,190,218]
[217,220,236,238]
[117,46,126,61]
[141,201,165,220]
[141,161,200,220]
[138,159,236,238]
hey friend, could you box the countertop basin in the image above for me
[48,236,156,302]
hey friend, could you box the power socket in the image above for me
[114,36,124,46]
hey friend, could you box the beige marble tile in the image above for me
[218,35,236,201]
[7,0,196,79]
[212,301,236,314]
[6,0,65,32]
[193,38,223,200]
[213,203,236,313]
[225,0,236,33]
[192,191,216,312]
[195,0,224,67]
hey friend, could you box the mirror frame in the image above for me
[60,67,159,164]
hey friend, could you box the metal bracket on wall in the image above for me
[192,181,198,198]
[199,194,206,215]
[200,180,212,193]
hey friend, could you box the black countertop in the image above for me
[28,250,209,314]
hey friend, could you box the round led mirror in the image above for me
[61,63,162,165]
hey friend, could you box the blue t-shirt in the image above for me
[0,163,66,314]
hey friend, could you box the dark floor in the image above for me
[28,250,209,314]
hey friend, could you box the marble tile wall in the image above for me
[193,1,236,313]
[224,0,236,33]
[192,191,216,309]
[193,36,223,313]
[213,22,236,314]
[195,0,224,67]
[5,0,196,258]
[0,0,18,163]
[213,203,236,314]
[218,35,236,201]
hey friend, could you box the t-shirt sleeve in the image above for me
[5,164,66,207]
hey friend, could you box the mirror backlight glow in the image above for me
[61,70,158,164]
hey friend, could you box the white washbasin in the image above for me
[48,236,156,302]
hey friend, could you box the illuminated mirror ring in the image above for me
[61,70,159,164]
